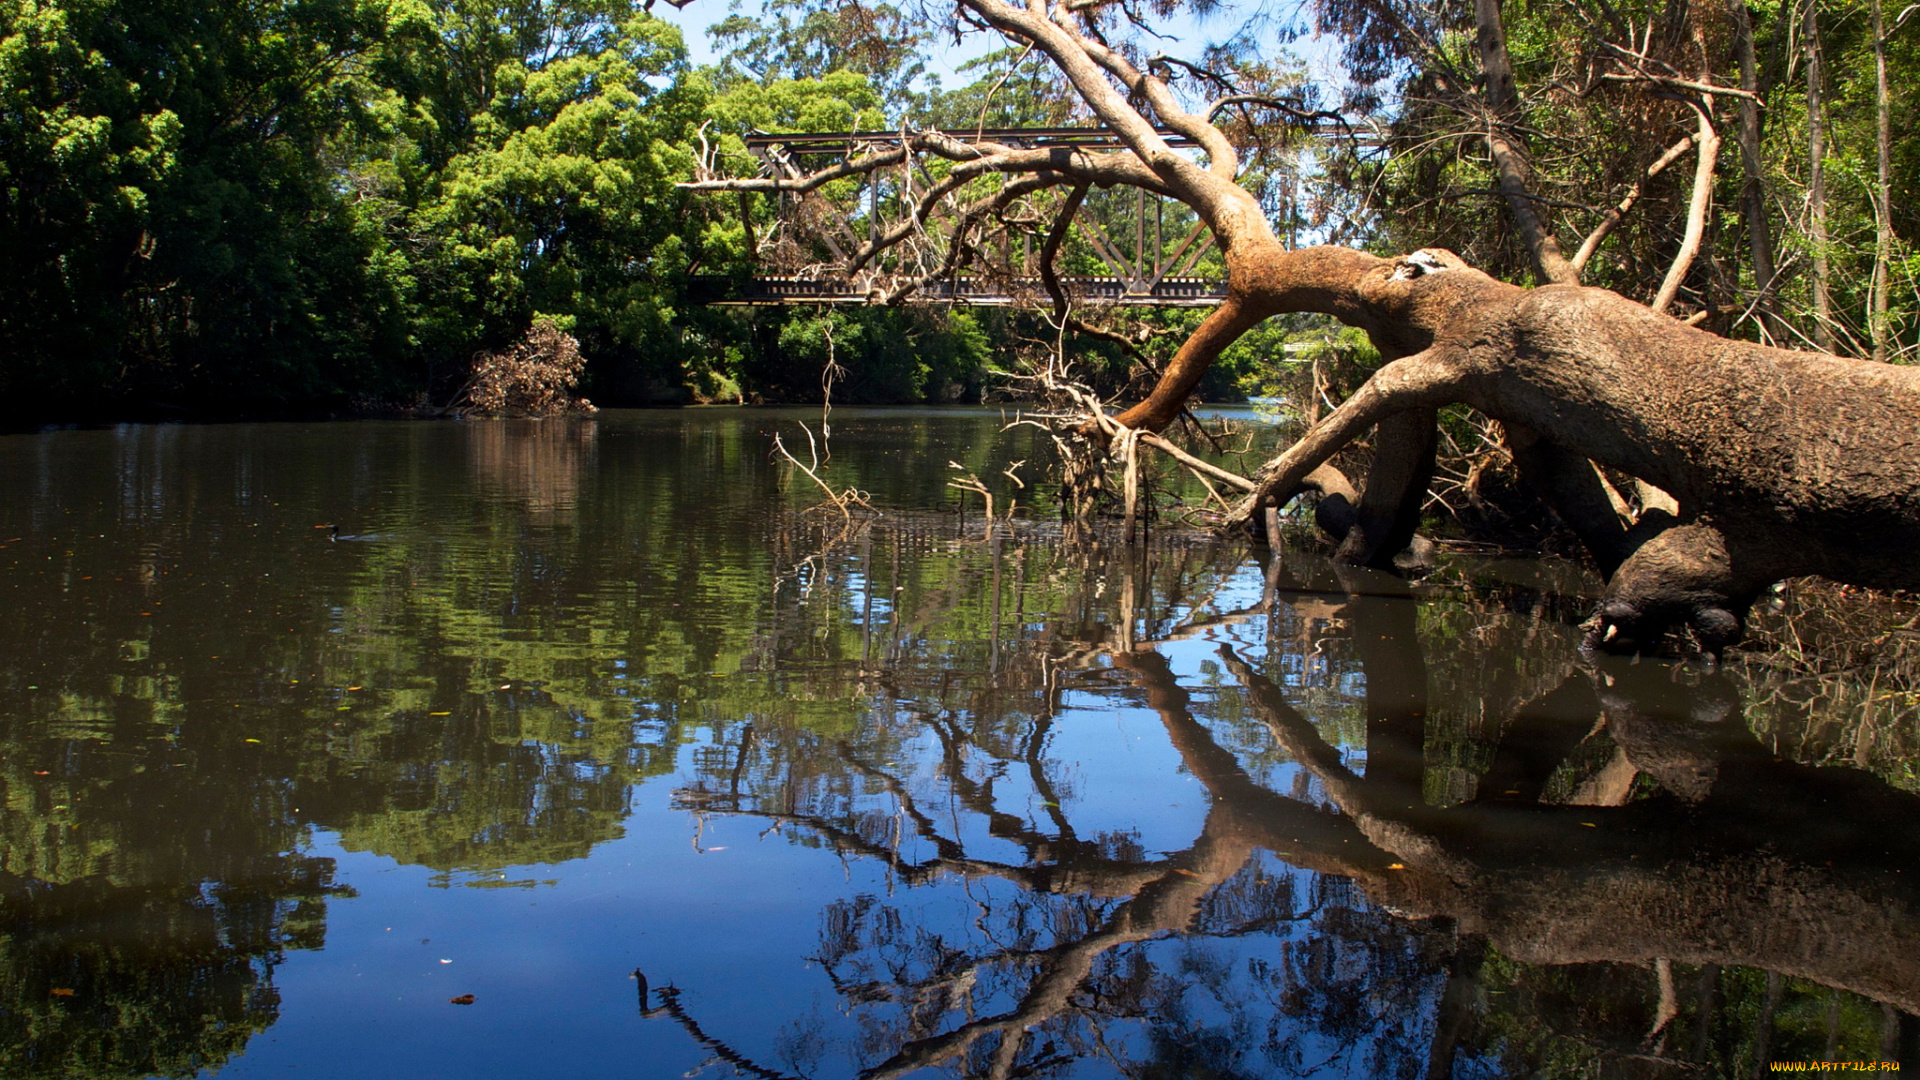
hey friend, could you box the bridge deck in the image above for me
[693,275,1227,308]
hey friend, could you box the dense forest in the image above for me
[0,0,1912,425]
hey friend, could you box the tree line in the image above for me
[1,0,1911,425]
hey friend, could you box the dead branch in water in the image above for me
[771,421,876,525]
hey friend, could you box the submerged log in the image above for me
[1124,245,1920,654]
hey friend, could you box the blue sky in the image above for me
[648,0,1352,100]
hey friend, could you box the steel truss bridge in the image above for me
[694,127,1262,308]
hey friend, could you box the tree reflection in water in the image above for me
[2,415,1917,1077]
[653,549,1920,1078]
[0,858,346,1078]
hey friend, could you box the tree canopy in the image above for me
[0,0,1913,424]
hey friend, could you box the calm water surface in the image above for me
[0,408,1915,1078]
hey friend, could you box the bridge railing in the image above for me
[690,274,1229,307]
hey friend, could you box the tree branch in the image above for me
[1569,133,1697,274]
[1650,101,1723,314]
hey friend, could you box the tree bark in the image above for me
[1336,409,1439,568]
[1218,245,1920,651]
[1806,0,1834,350]
[1729,0,1784,342]
[1474,0,1579,285]
[1872,0,1894,361]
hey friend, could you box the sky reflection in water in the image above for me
[0,409,1914,1078]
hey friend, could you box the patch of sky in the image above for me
[649,0,1355,112]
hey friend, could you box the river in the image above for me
[0,408,1914,1077]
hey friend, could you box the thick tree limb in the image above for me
[1110,295,1269,431]
[1197,246,1920,650]
[1333,408,1438,567]
[1237,347,1459,519]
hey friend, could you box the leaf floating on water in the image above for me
[1580,822,1598,828]
[448,994,475,1005]
[429,711,451,716]
[244,738,261,744]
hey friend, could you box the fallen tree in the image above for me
[682,0,1920,653]
[1135,244,1920,654]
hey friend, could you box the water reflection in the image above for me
[657,553,1920,1077]
[0,412,1913,1077]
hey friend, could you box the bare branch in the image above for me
[1205,94,1356,140]
[683,143,909,193]
[1137,432,1257,491]
[1650,103,1724,314]
[1569,133,1697,274]
[1592,40,1761,102]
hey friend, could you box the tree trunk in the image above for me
[684,0,1917,659]
[1806,0,1834,350]
[1474,0,1579,285]
[1218,246,1920,652]
[1729,0,1784,341]
[1872,0,1894,361]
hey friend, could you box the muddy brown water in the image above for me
[0,408,1913,1078]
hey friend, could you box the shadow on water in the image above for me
[0,410,1914,1077]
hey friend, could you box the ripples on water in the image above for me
[0,409,1915,1078]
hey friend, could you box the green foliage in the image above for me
[1213,317,1377,403]
[919,46,1085,128]
[0,0,1026,417]
[0,0,728,418]
[370,9,710,400]
[707,0,932,111]
[728,306,991,403]
[1331,0,1918,355]
[0,0,403,413]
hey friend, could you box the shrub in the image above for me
[453,320,596,416]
